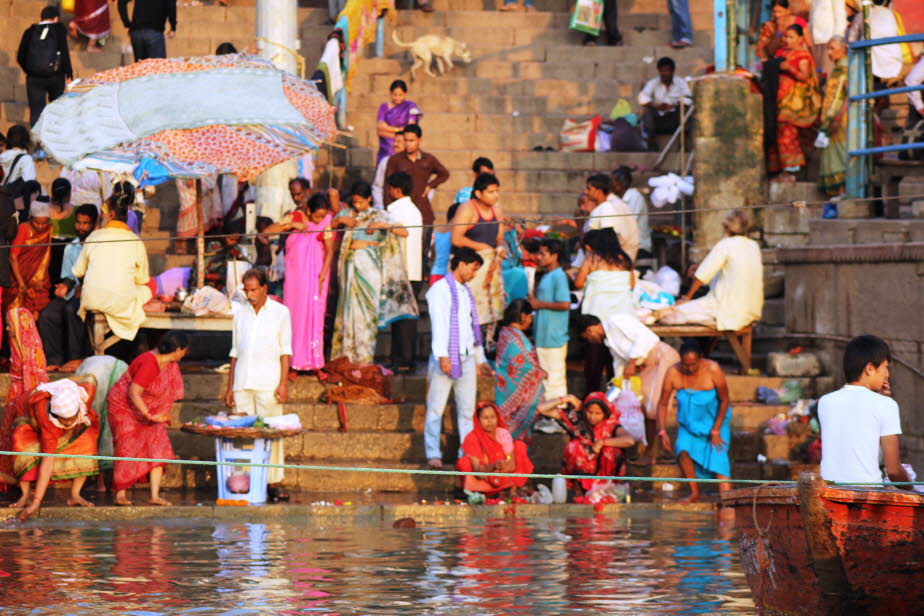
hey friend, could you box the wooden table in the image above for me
[89,311,233,354]
[650,324,754,374]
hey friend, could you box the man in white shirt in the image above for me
[581,173,639,261]
[611,166,652,256]
[424,247,493,468]
[638,56,693,150]
[386,170,423,372]
[372,131,404,209]
[819,335,911,487]
[223,268,293,500]
[903,55,924,158]
[660,209,763,332]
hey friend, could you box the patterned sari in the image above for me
[774,46,821,171]
[4,222,52,318]
[72,0,110,41]
[0,308,49,486]
[494,327,546,440]
[9,375,100,482]
[818,57,848,196]
[455,403,533,495]
[106,353,184,491]
[331,207,418,364]
[561,393,626,490]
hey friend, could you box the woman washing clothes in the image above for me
[539,392,635,494]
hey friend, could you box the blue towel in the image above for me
[675,388,732,478]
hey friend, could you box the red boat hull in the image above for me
[723,473,924,616]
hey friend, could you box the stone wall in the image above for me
[779,219,924,471]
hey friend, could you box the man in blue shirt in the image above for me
[37,203,98,371]
[528,238,571,400]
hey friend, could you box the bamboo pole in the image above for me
[196,178,205,289]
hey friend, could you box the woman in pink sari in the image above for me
[272,191,334,372]
[69,0,110,51]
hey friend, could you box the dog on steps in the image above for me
[392,32,473,78]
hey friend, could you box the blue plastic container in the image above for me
[214,437,270,504]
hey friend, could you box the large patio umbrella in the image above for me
[33,53,338,286]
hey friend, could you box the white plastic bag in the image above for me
[183,286,232,316]
[615,389,647,446]
[654,265,681,297]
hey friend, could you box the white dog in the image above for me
[392,32,473,78]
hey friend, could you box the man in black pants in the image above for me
[583,0,621,47]
[118,0,177,61]
[38,204,98,372]
[16,6,72,127]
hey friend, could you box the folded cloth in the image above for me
[263,414,302,430]
[36,379,91,428]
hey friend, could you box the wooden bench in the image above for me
[89,311,233,354]
[649,324,754,374]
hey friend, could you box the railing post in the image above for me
[714,0,728,72]
[845,45,867,199]
[735,0,750,69]
[375,15,385,58]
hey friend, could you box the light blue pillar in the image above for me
[736,0,750,69]
[714,0,728,72]
[845,46,867,199]
[375,16,385,58]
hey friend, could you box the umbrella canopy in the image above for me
[34,54,338,183]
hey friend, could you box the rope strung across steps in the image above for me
[3,450,923,487]
[9,192,924,250]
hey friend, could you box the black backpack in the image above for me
[2,154,28,204]
[24,23,62,76]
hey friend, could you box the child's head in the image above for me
[538,238,567,270]
[386,171,413,200]
[521,237,541,260]
[843,335,891,389]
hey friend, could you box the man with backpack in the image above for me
[16,6,73,127]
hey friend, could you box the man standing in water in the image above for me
[224,268,293,501]
[656,340,732,502]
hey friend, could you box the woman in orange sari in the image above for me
[756,0,812,61]
[5,201,52,318]
[9,376,99,521]
[0,307,49,489]
[455,401,533,496]
[772,24,821,181]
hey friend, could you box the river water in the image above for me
[0,510,754,615]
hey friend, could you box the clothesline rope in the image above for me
[2,450,922,487]
[9,192,924,250]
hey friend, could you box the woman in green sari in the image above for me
[331,182,419,365]
[817,36,848,197]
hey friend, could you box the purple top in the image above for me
[377,100,422,164]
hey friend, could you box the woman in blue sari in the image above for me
[656,339,732,502]
[376,80,422,164]
[500,223,528,303]
[494,300,575,440]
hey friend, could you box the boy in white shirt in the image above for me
[818,335,911,487]
[385,171,423,372]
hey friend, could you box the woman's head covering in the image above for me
[36,379,91,429]
[475,401,508,431]
[582,392,620,424]
[29,198,51,218]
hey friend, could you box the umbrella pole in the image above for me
[196,179,205,289]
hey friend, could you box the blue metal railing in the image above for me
[846,31,924,198]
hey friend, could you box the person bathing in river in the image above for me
[818,335,911,488]
[656,340,732,502]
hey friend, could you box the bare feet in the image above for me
[114,495,133,506]
[59,360,82,373]
[679,493,701,504]
[427,458,443,469]
[499,3,521,10]
[149,496,172,506]
[9,495,28,508]
[67,495,95,508]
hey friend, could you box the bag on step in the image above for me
[569,0,603,36]
[560,115,601,152]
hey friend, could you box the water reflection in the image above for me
[0,511,754,615]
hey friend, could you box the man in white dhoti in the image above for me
[659,209,763,332]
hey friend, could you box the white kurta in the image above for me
[386,195,423,281]
[694,235,763,331]
[622,188,652,253]
[72,224,152,340]
[586,194,640,261]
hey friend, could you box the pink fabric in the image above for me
[284,211,332,371]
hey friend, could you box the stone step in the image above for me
[732,403,789,431]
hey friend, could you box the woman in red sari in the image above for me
[0,307,49,488]
[455,401,534,496]
[10,376,99,521]
[771,24,821,181]
[541,392,635,492]
[107,331,187,506]
[69,0,110,51]
[6,202,52,319]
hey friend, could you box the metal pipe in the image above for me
[714,0,728,72]
[848,32,924,48]
[849,142,924,156]
[849,84,924,101]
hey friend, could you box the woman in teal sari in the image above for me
[76,354,128,490]
[656,339,732,503]
[331,181,419,365]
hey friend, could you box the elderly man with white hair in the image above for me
[658,209,763,332]
[817,36,849,197]
[5,376,100,522]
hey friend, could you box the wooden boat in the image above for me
[721,472,924,616]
